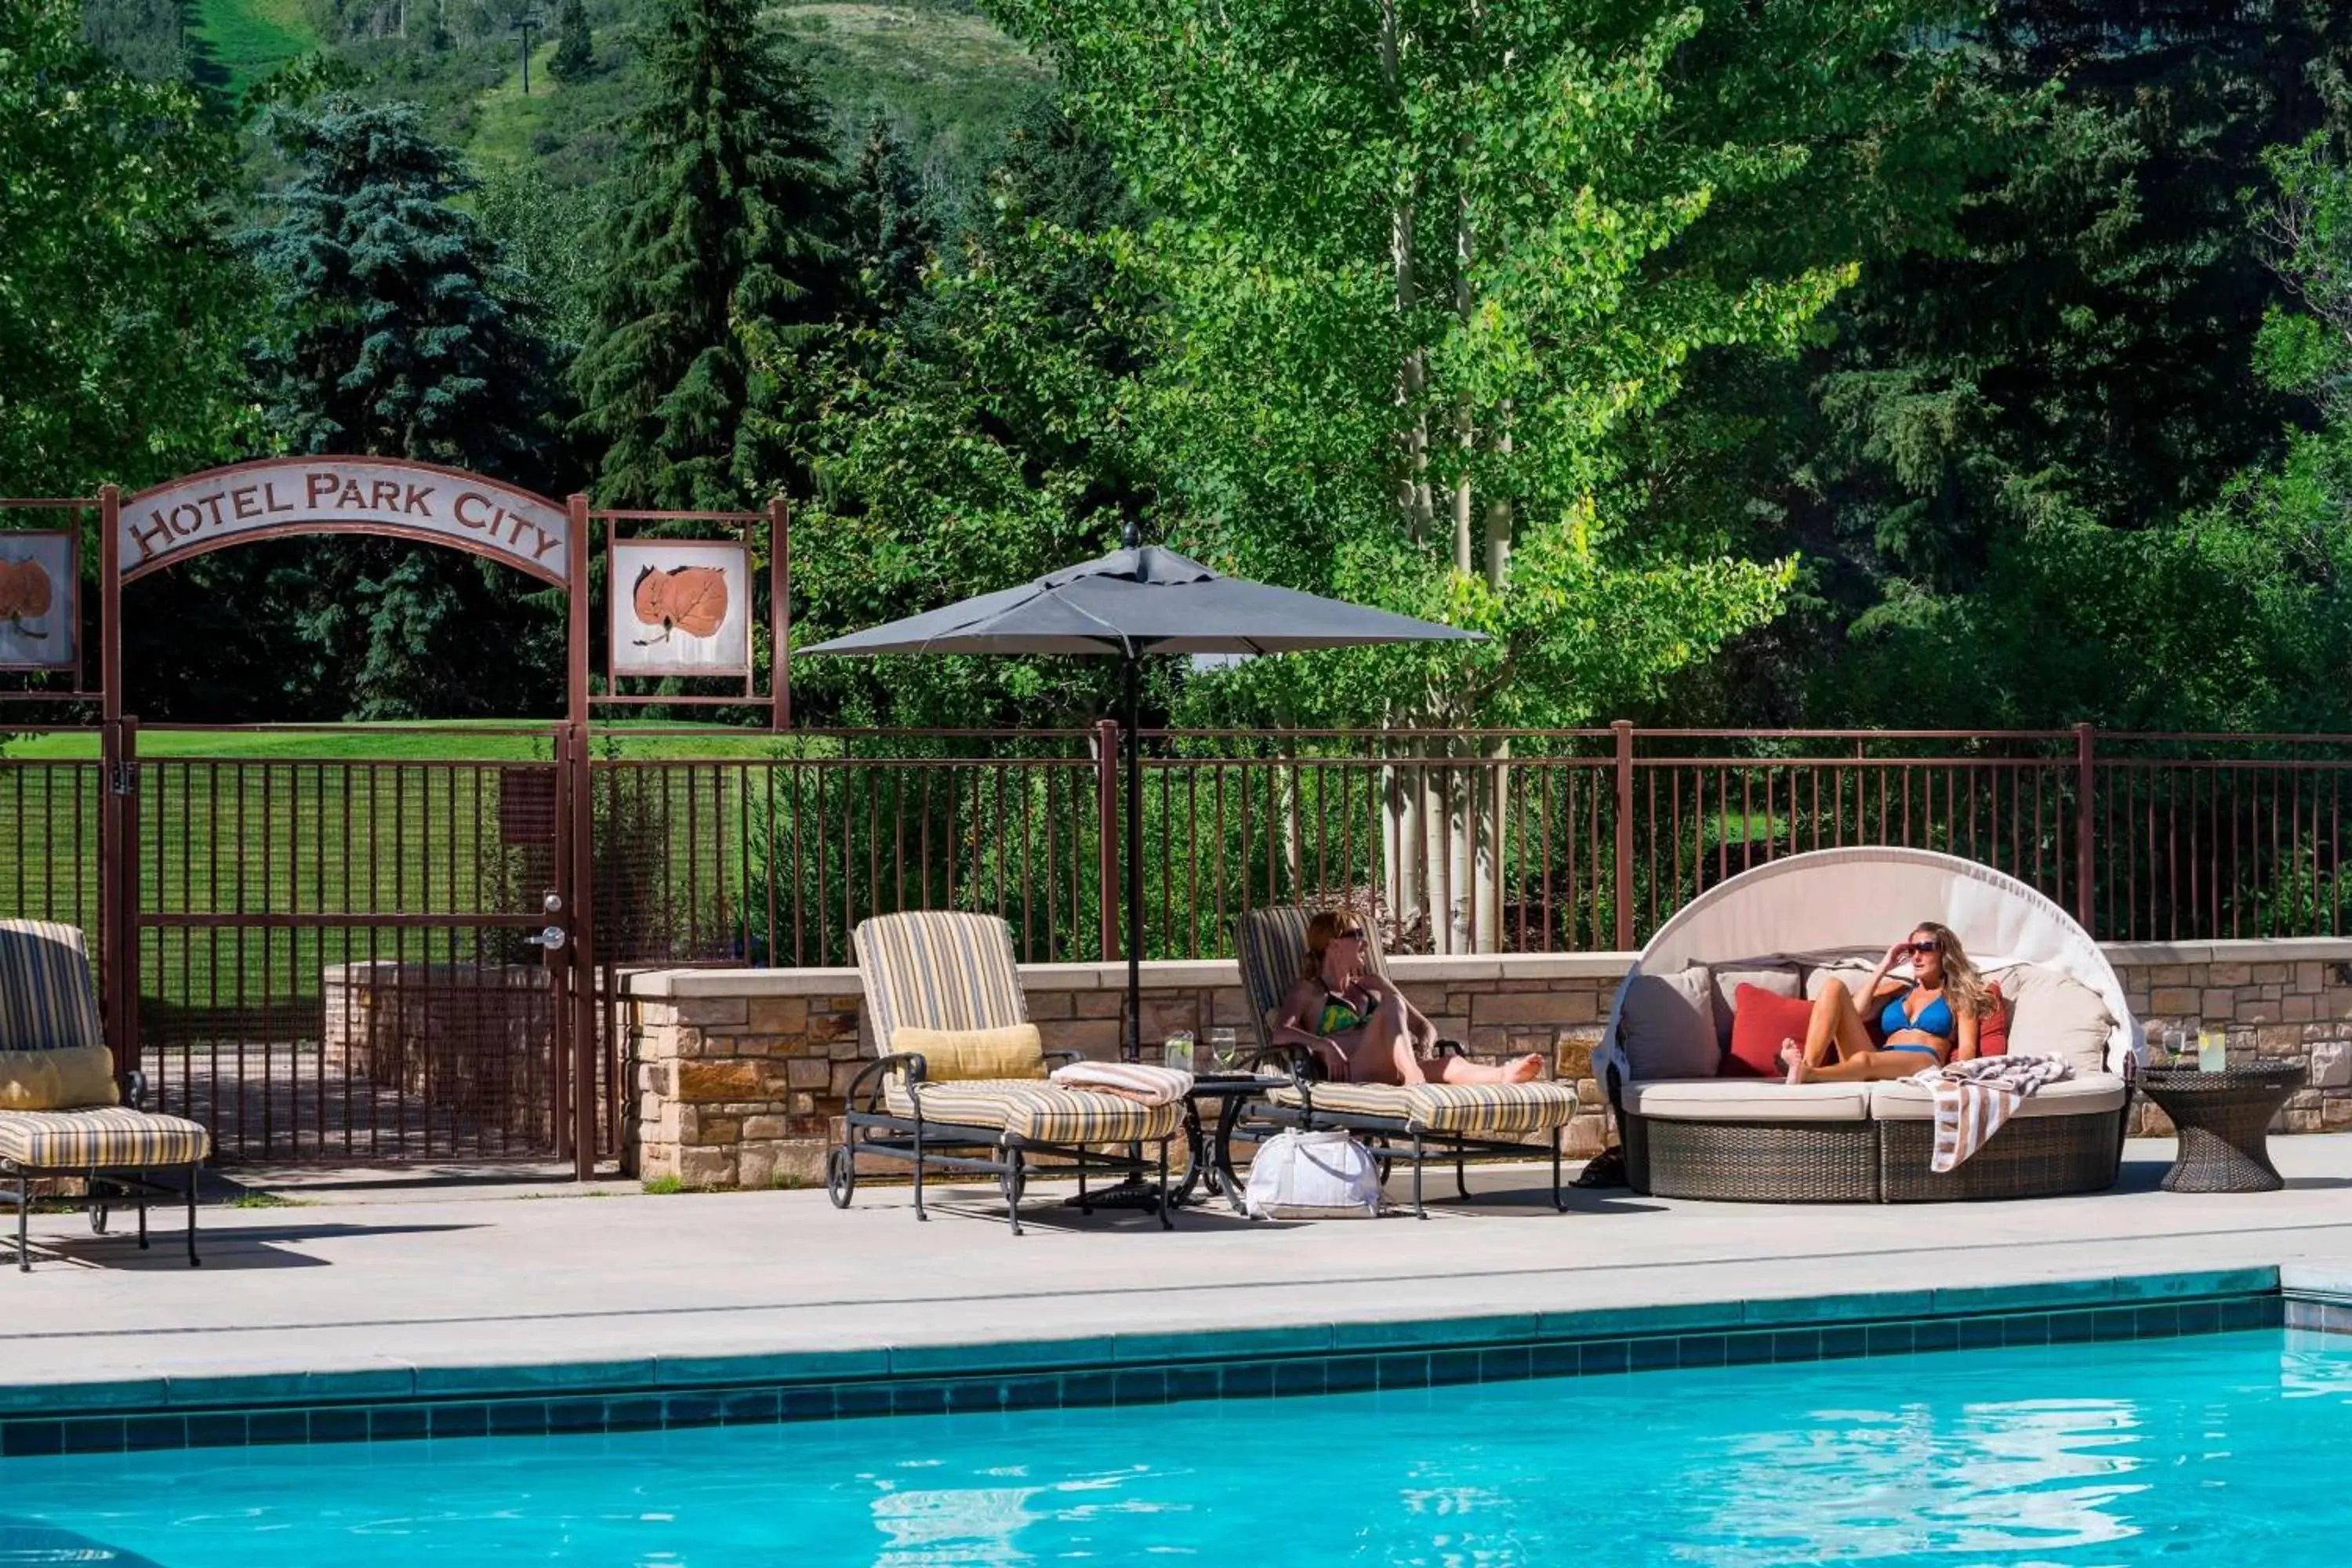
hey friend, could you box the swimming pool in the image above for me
[5,1329,2347,1566]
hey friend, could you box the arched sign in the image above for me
[118,456,572,587]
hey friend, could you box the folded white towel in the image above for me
[1050,1061,1196,1106]
[1911,1054,2073,1171]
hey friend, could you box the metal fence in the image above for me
[6,723,2351,1164]
[582,725,2352,968]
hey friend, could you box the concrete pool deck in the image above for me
[7,1138,2352,1410]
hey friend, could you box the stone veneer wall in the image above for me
[622,940,2352,1189]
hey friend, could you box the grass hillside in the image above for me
[187,0,319,96]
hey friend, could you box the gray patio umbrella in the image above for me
[804,524,1483,1062]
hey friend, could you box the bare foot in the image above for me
[1504,1054,1544,1083]
[1780,1040,1808,1087]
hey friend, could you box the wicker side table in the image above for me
[2140,1062,2305,1193]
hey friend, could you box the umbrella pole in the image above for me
[1124,651,1143,1064]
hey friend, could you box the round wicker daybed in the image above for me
[1593,847,2142,1203]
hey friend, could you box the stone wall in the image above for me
[2111,940,2352,1136]
[622,939,2352,1189]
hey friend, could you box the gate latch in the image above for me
[524,925,568,952]
[109,761,137,797]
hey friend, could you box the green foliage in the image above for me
[190,95,569,720]
[1,0,257,497]
[779,99,1155,730]
[548,0,593,83]
[984,0,1936,728]
[572,0,846,510]
[844,114,935,326]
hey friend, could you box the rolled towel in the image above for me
[1050,1061,1196,1106]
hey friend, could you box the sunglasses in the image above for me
[1906,939,1942,956]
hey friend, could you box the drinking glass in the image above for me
[2197,1028,2227,1074]
[2161,1027,2188,1069]
[1163,1031,1196,1073]
[1207,1026,1240,1073]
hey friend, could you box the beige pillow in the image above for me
[1616,965,1719,1080]
[893,1024,1047,1083]
[1994,966,2113,1075]
[1709,964,1802,1045]
[1805,959,1886,1003]
[0,1044,119,1111]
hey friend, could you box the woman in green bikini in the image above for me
[1271,908,1545,1085]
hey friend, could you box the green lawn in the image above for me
[188,0,319,98]
[0,720,815,762]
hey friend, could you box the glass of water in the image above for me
[1163,1030,1196,1073]
[1207,1026,1240,1073]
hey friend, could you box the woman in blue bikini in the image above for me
[1780,922,1987,1084]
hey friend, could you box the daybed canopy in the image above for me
[1595,846,2141,1084]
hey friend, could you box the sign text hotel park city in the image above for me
[121,457,571,585]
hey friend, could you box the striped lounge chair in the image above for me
[1235,906,1578,1218]
[0,920,209,1270]
[835,911,1182,1235]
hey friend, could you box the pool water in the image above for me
[6,1330,2351,1566]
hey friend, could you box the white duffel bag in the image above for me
[1243,1128,1382,1219]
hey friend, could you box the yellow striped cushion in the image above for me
[854,913,1029,1054]
[1268,1078,1581,1136]
[0,1107,210,1169]
[884,1077,1183,1144]
[0,920,103,1054]
[1233,906,1391,1053]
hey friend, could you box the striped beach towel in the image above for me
[1050,1061,1196,1107]
[1914,1055,2072,1172]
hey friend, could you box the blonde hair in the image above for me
[1301,907,1368,980]
[1915,921,1994,1021]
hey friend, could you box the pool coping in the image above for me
[5,1265,2348,1457]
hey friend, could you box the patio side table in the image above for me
[1172,1073,1290,1211]
[2140,1062,2305,1193]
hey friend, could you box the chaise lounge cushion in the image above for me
[1267,1078,1584,1137]
[1621,1079,1871,1122]
[0,1105,210,1169]
[1616,965,1720,1080]
[892,1024,1047,1083]
[1866,1071,2127,1121]
[883,1077,1183,1144]
[0,1044,118,1112]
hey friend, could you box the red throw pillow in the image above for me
[1724,984,1816,1077]
[1975,981,2008,1057]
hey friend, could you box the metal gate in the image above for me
[122,722,594,1168]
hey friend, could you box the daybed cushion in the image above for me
[1975,981,2009,1057]
[0,1106,209,1169]
[892,1024,1047,1083]
[1621,1079,1871,1122]
[1709,964,1801,1045]
[1993,965,2111,1074]
[1866,1072,2127,1121]
[1805,958,1886,1002]
[1725,985,1813,1078]
[1617,965,1719,1080]
[1268,1078,1584,1136]
[883,1077,1183,1143]
[0,1044,118,1112]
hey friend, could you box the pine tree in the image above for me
[571,0,844,510]
[844,113,932,327]
[547,0,592,84]
[235,96,568,719]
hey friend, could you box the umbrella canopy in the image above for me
[806,532,1482,1084]
[801,543,1481,658]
